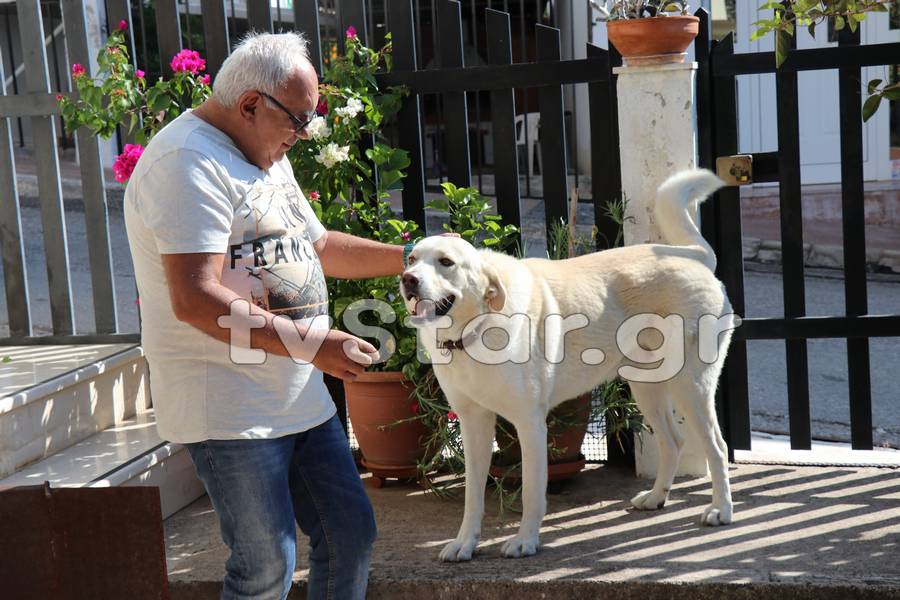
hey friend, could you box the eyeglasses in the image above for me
[257,91,316,134]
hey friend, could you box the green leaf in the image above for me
[884,87,900,101]
[862,93,882,122]
[867,78,882,94]
[834,15,845,31]
[807,21,816,38]
[775,30,791,68]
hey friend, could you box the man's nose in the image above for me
[401,272,419,290]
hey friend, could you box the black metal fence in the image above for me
[697,17,900,453]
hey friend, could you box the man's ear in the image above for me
[482,262,507,312]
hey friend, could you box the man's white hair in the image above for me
[212,31,311,107]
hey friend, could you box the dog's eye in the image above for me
[407,256,416,265]
[439,258,455,267]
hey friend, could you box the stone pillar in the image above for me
[614,61,709,478]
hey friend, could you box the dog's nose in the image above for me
[401,272,419,290]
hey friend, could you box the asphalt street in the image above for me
[1,203,898,448]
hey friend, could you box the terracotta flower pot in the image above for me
[607,16,700,66]
[491,393,592,482]
[344,371,431,486]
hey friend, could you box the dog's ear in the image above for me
[482,262,507,312]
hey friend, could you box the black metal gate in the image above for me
[696,13,900,453]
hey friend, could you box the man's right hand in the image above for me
[313,330,378,381]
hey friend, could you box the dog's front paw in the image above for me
[700,502,733,526]
[630,489,669,510]
[501,534,540,558]
[439,537,478,562]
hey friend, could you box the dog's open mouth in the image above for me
[407,294,456,320]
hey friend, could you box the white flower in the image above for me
[305,116,331,141]
[314,142,350,169]
[334,97,364,119]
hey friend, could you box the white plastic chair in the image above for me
[514,112,542,177]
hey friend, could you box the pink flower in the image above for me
[134,69,145,79]
[170,49,206,74]
[447,411,458,421]
[346,25,357,39]
[201,74,211,85]
[55,93,63,102]
[308,191,320,201]
[315,97,328,115]
[112,144,144,183]
[118,19,128,31]
[71,63,86,78]
[400,231,411,242]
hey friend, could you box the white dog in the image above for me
[401,170,735,561]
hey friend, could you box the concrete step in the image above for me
[0,344,149,478]
[0,410,205,519]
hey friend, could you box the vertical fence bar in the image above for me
[61,0,119,334]
[587,43,618,251]
[838,27,873,450]
[155,0,182,77]
[774,32,811,450]
[17,0,75,335]
[296,0,323,76]
[0,44,31,336]
[389,0,426,230]
[201,0,230,79]
[340,0,368,46]
[710,34,750,453]
[535,24,567,240]
[696,9,717,247]
[247,1,273,33]
[438,0,471,187]
[484,8,521,236]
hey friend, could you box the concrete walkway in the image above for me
[164,463,900,599]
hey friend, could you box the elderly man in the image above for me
[124,32,408,599]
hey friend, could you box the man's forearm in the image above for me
[318,230,405,278]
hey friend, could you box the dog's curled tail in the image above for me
[655,169,725,271]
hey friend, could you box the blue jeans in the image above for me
[185,415,376,600]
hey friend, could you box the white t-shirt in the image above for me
[124,110,335,443]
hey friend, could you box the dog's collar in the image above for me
[437,321,486,355]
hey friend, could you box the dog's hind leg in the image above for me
[501,412,548,558]
[670,376,733,526]
[439,395,496,562]
[629,382,683,511]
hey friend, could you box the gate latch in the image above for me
[716,154,753,185]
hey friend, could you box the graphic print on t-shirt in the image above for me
[223,179,328,320]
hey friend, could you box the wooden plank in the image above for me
[485,8,520,237]
[838,28,873,450]
[438,0,471,188]
[711,34,750,452]
[587,43,618,251]
[711,41,900,76]
[377,56,610,92]
[0,44,31,337]
[0,333,141,346]
[733,316,900,341]
[154,0,182,78]
[295,0,323,76]
[0,92,61,117]
[61,0,119,334]
[388,0,426,231]
[247,1,273,33]
[17,0,74,335]
[201,0,230,79]
[775,31,811,450]
[536,24,568,242]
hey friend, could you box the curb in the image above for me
[742,237,900,274]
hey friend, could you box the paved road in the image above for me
[2,203,899,447]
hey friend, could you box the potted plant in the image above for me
[592,0,699,66]
[287,27,432,485]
